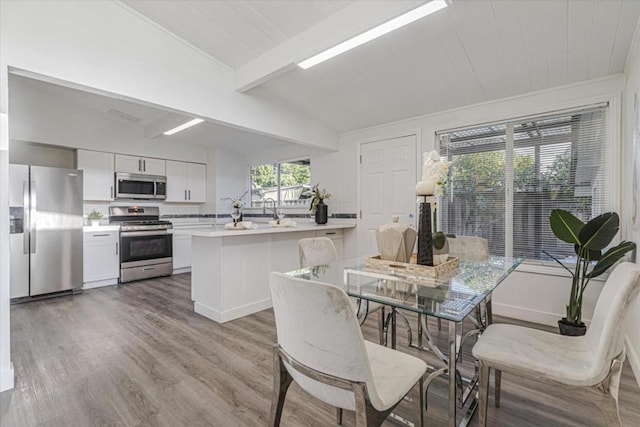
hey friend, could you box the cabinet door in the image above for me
[142,157,166,175]
[166,161,188,202]
[115,154,142,174]
[83,232,119,282]
[186,163,206,203]
[172,234,192,269]
[77,150,114,201]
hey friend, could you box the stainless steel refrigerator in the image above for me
[9,165,83,299]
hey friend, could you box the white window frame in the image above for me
[434,102,620,272]
[250,157,311,209]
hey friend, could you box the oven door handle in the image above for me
[120,230,169,237]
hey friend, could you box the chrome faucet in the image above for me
[263,198,277,218]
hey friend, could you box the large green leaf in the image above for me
[586,241,636,278]
[575,244,602,261]
[579,212,620,250]
[549,210,584,244]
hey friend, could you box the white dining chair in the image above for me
[269,272,427,427]
[431,236,490,332]
[472,262,640,426]
[298,237,388,344]
[298,237,338,268]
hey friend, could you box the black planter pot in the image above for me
[558,318,586,336]
[315,200,328,224]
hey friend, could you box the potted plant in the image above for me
[307,184,331,225]
[544,209,636,336]
[88,209,103,227]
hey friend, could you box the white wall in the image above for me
[0,65,13,392]
[621,24,640,387]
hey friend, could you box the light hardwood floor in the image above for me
[1,273,639,426]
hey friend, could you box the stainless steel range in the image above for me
[109,206,173,283]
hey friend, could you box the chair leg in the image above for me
[378,306,386,345]
[494,369,502,408]
[478,363,490,427]
[336,408,343,425]
[414,376,425,427]
[592,356,624,426]
[269,347,293,427]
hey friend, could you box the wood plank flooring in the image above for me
[1,273,639,426]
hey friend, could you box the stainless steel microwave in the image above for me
[115,173,167,200]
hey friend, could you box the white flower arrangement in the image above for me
[221,190,248,209]
[421,150,452,196]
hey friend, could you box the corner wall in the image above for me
[621,22,640,387]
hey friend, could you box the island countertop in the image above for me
[172,221,355,238]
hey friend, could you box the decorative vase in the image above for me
[375,216,417,263]
[417,202,433,266]
[90,219,100,227]
[315,200,328,225]
[415,180,437,196]
[433,234,449,265]
[558,318,586,336]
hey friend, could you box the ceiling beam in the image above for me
[234,0,426,92]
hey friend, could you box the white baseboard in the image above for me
[194,298,272,324]
[0,362,14,392]
[625,335,640,388]
[172,267,191,275]
[492,302,563,327]
[82,278,117,290]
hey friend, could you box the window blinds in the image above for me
[437,105,608,261]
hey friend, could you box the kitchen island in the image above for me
[173,221,356,323]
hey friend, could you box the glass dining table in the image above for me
[284,255,523,427]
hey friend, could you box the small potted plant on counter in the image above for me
[544,209,635,336]
[307,184,331,225]
[88,209,104,227]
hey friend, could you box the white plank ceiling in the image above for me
[122,0,640,133]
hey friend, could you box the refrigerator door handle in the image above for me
[30,181,37,254]
[23,181,30,254]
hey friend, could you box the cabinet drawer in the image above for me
[315,229,343,239]
[84,230,119,242]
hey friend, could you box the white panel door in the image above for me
[166,160,188,202]
[77,150,114,201]
[359,135,417,256]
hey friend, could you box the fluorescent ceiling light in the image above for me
[163,118,205,135]
[298,0,448,70]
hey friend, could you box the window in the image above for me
[251,159,311,208]
[437,105,609,261]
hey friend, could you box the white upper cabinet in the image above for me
[187,162,206,203]
[166,160,206,203]
[77,150,115,201]
[115,154,165,175]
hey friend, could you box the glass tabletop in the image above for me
[285,255,523,322]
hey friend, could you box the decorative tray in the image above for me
[365,254,460,278]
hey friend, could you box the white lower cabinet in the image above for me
[173,234,192,270]
[83,230,119,288]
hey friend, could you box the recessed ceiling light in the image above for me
[163,118,205,135]
[298,0,448,70]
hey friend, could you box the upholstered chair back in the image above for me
[448,236,490,261]
[298,237,338,267]
[585,262,640,375]
[269,272,376,410]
